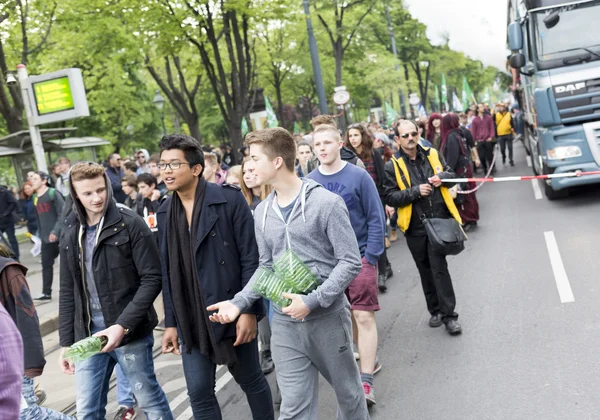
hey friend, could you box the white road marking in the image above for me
[531,179,543,200]
[215,371,234,393]
[526,155,532,167]
[175,407,193,420]
[169,389,189,412]
[544,231,575,303]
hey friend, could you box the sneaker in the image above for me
[363,382,376,406]
[34,294,52,301]
[377,274,387,293]
[373,359,382,375]
[113,406,137,420]
[445,319,463,335]
[260,350,275,374]
[429,313,443,328]
[34,382,47,406]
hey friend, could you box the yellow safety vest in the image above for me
[495,112,512,136]
[390,148,462,233]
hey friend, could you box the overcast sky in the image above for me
[403,0,510,70]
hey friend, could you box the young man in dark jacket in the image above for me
[58,162,172,420]
[0,185,20,261]
[157,134,272,420]
[384,120,463,335]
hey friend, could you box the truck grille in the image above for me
[555,78,600,125]
[583,121,600,166]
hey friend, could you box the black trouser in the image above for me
[378,248,390,276]
[497,134,514,164]
[406,234,458,322]
[41,242,60,296]
[0,223,19,260]
[476,141,496,174]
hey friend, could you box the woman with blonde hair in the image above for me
[241,160,272,210]
[225,165,242,187]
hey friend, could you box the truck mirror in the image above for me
[544,10,560,29]
[508,22,523,50]
[510,53,526,69]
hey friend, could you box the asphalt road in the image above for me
[99,141,600,420]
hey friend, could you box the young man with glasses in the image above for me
[384,120,462,335]
[157,134,272,419]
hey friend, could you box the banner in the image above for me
[385,101,400,126]
[441,74,449,111]
[265,97,279,128]
[241,117,249,137]
[461,77,476,110]
[481,87,491,104]
[452,91,463,112]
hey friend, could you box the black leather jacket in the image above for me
[383,146,456,236]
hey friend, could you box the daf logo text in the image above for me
[555,82,586,94]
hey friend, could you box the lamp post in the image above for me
[302,0,328,115]
[418,60,431,113]
[152,90,167,136]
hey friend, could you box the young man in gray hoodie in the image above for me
[208,127,369,419]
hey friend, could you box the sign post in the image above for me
[16,65,89,173]
[17,64,47,173]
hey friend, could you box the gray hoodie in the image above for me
[231,179,362,322]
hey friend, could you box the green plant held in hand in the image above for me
[63,336,108,363]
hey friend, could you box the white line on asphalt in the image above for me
[526,156,532,167]
[175,407,193,420]
[169,390,190,413]
[531,179,543,200]
[544,231,575,303]
[215,371,234,393]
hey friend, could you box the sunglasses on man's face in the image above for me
[401,132,419,139]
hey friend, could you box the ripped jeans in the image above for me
[74,334,172,420]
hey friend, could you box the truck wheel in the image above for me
[543,181,569,200]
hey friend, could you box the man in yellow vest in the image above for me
[383,120,462,335]
[495,102,515,167]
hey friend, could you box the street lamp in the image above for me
[418,61,431,114]
[152,89,167,136]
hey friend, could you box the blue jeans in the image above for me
[181,338,273,420]
[20,376,74,420]
[115,365,135,408]
[74,334,172,420]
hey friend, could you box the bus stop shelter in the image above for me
[0,127,110,186]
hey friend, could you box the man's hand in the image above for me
[48,233,58,242]
[59,347,75,375]
[93,324,126,353]
[207,301,241,324]
[162,327,181,355]
[234,314,257,347]
[429,175,442,187]
[281,293,311,321]
[419,184,433,197]
[385,205,395,218]
[151,190,161,201]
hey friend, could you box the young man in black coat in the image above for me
[57,162,172,420]
[157,134,273,420]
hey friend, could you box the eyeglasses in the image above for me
[157,161,191,170]
[401,132,419,139]
[137,155,145,159]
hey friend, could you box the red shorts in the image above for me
[345,257,380,311]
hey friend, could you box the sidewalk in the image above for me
[17,235,62,337]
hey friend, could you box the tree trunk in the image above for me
[335,44,343,86]
[188,119,202,144]
[228,120,243,151]
[6,114,22,133]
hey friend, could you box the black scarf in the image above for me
[166,178,236,364]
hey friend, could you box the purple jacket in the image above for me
[471,115,495,142]
[0,303,23,418]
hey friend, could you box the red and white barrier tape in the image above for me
[443,170,600,184]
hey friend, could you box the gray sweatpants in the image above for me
[271,308,369,420]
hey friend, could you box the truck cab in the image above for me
[507,0,600,199]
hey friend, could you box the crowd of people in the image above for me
[0,101,520,420]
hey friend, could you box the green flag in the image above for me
[462,77,475,110]
[242,117,249,137]
[265,97,279,128]
[441,74,449,111]
[434,85,441,110]
[481,87,491,104]
[385,101,399,126]
[294,121,301,134]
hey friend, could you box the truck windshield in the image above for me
[533,0,600,69]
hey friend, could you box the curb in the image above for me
[39,312,59,337]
